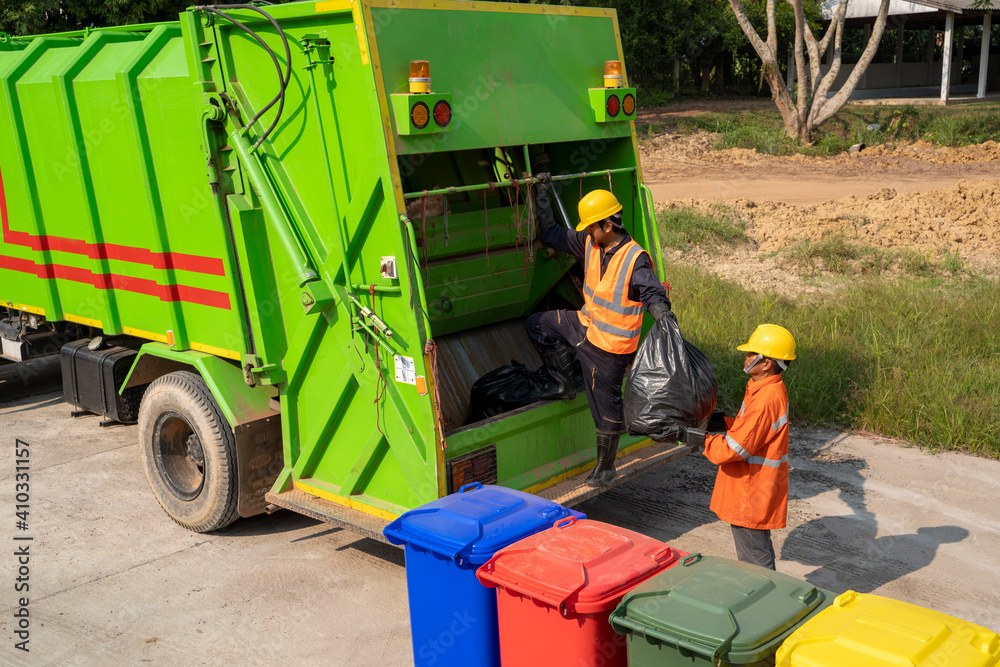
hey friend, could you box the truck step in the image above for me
[266,443,693,542]
[535,441,695,509]
[265,489,391,544]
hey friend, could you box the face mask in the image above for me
[744,353,763,375]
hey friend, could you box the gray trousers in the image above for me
[731,525,776,570]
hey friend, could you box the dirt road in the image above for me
[637,125,1000,284]
[640,131,1000,207]
[1,361,997,665]
[648,174,996,206]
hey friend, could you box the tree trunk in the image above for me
[729,0,893,143]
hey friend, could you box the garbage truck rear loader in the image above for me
[0,1,687,535]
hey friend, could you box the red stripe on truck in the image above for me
[0,254,232,310]
[0,169,226,276]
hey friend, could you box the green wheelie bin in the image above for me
[609,554,834,667]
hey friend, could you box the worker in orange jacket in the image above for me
[662,324,795,570]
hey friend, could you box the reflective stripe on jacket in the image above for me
[704,374,789,530]
[577,238,648,354]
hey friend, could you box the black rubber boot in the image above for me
[584,431,621,487]
[537,343,577,400]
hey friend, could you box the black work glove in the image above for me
[707,410,728,433]
[533,173,557,229]
[651,425,706,449]
[648,301,675,323]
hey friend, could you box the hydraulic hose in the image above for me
[193,4,291,148]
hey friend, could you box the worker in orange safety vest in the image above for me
[526,186,672,487]
[660,324,795,569]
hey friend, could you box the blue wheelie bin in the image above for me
[383,482,584,667]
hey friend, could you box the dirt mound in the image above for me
[862,140,1000,163]
[641,131,716,161]
[666,179,1000,257]
[639,132,1000,168]
[735,180,1000,257]
[641,127,1000,291]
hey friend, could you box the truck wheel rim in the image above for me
[152,411,206,501]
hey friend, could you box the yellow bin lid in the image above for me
[776,591,1000,667]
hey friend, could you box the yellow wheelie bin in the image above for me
[776,591,1000,667]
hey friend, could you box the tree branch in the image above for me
[729,0,798,132]
[767,0,777,51]
[810,6,846,115]
[815,0,891,125]
[804,26,821,95]
[804,0,845,95]
[817,0,847,55]
[729,0,775,63]
[792,0,809,125]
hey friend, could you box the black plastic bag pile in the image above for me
[624,317,719,439]
[465,362,558,425]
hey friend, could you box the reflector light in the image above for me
[433,100,452,127]
[411,101,430,129]
[409,60,431,94]
[604,60,622,88]
[446,445,498,493]
[606,94,620,117]
[622,93,635,116]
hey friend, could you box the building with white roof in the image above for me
[814,0,996,101]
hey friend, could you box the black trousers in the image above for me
[731,525,776,570]
[526,310,633,433]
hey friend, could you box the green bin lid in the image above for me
[610,554,833,664]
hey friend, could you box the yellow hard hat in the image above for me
[576,189,622,231]
[737,324,796,360]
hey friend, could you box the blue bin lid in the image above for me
[383,482,585,565]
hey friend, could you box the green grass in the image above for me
[657,205,750,251]
[779,234,963,278]
[666,260,1000,457]
[640,104,1000,155]
[713,115,797,154]
[657,209,964,279]
[784,234,859,274]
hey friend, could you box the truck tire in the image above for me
[137,371,239,532]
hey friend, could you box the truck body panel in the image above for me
[0,1,670,527]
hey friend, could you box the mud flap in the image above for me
[235,414,283,517]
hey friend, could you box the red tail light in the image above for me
[433,100,452,127]
[606,95,620,118]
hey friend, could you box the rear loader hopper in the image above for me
[0,1,691,536]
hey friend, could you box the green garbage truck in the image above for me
[0,0,689,537]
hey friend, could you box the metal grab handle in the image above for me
[549,180,573,230]
[640,182,657,228]
[403,166,637,200]
[639,182,664,280]
[651,546,675,563]
[681,552,703,567]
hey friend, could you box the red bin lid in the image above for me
[476,517,685,615]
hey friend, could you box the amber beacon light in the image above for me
[409,60,431,93]
[604,60,622,88]
[393,60,453,134]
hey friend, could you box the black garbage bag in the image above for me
[465,361,558,425]
[624,317,719,438]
